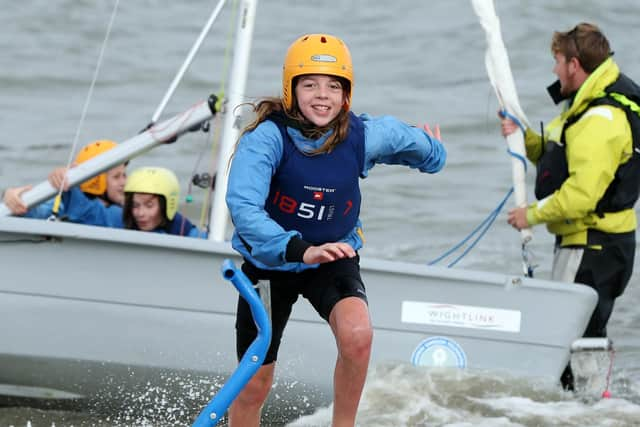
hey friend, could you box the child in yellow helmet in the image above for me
[226,33,446,426]
[56,165,205,237]
[121,167,202,236]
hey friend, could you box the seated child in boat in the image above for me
[57,165,205,238]
[2,140,126,222]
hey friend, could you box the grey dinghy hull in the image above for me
[0,217,597,412]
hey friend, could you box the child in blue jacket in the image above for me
[225,33,446,426]
[59,166,205,238]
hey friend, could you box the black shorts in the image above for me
[235,255,367,364]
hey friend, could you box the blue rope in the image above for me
[428,187,513,267]
[499,108,526,134]
[507,149,528,172]
[428,112,531,268]
[499,108,528,172]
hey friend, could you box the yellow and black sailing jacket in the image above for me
[524,58,639,246]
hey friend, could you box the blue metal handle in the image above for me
[192,259,272,427]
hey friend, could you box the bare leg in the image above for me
[228,362,275,427]
[329,297,373,427]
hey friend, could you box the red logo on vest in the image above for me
[313,191,324,201]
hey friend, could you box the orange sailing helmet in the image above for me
[74,139,118,196]
[282,34,353,111]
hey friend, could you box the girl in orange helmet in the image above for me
[2,140,126,220]
[226,34,446,426]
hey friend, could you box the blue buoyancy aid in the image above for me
[166,212,199,236]
[264,112,365,244]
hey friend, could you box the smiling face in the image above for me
[294,74,346,127]
[131,193,163,231]
[105,164,127,206]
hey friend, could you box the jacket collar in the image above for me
[568,57,619,116]
[547,57,620,116]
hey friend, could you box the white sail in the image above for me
[471,0,533,249]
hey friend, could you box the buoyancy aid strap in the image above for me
[560,90,638,145]
[609,92,640,115]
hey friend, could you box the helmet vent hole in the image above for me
[320,36,327,43]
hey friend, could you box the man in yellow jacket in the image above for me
[501,22,640,390]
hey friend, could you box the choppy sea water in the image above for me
[1,0,640,425]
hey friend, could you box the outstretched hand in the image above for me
[303,242,356,264]
[3,185,32,215]
[422,123,441,140]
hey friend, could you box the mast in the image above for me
[208,0,258,242]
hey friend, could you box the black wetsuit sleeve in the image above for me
[285,236,313,263]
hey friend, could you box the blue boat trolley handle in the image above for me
[192,259,272,427]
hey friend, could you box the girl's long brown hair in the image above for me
[237,77,351,156]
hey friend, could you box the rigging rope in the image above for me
[184,0,239,231]
[428,187,513,268]
[428,137,531,269]
[51,0,121,219]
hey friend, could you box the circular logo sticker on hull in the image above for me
[411,336,467,368]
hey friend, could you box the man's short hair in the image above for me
[551,22,612,73]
